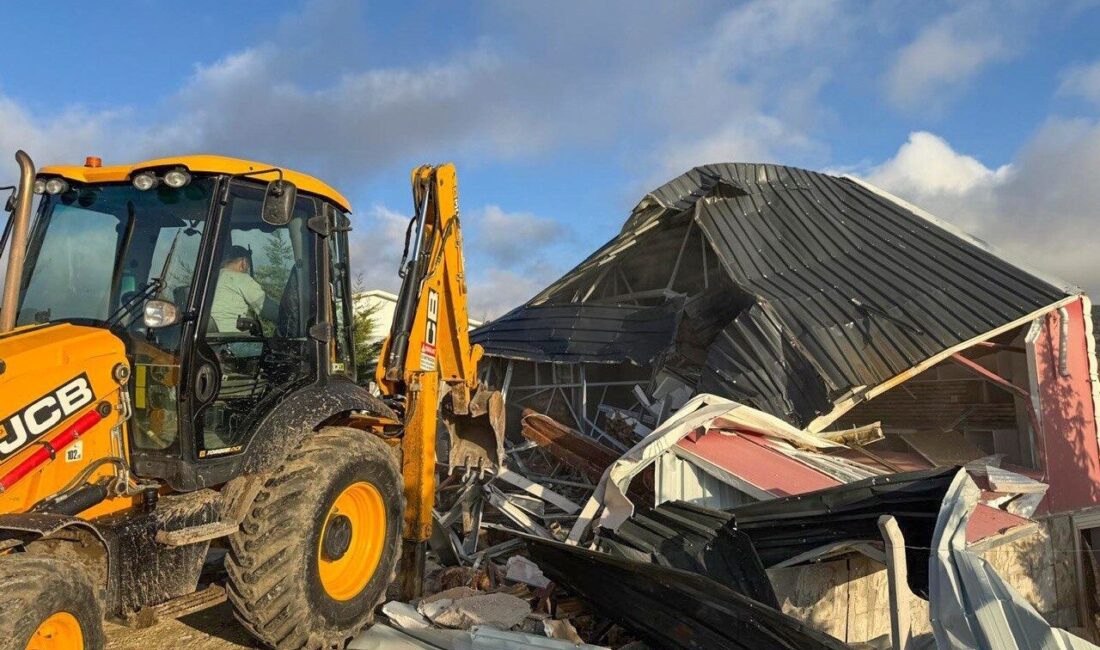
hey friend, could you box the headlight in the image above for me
[163,168,191,188]
[132,171,158,191]
[143,299,180,329]
[33,179,46,194]
[44,178,69,195]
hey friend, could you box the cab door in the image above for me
[188,180,320,460]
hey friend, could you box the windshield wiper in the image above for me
[106,229,181,327]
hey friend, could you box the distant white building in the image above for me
[354,289,482,343]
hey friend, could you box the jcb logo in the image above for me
[0,374,95,462]
[425,289,439,347]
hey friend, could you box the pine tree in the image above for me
[352,273,384,384]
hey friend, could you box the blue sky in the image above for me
[2,1,1099,317]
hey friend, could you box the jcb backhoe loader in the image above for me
[0,151,501,649]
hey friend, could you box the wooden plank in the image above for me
[1052,515,1082,628]
[768,560,851,642]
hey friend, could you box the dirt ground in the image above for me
[105,601,258,650]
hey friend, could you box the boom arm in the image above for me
[375,164,503,599]
[377,164,481,396]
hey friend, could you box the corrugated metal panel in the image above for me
[693,164,1066,404]
[471,300,681,364]
[475,162,1074,428]
[699,301,832,423]
[655,453,752,509]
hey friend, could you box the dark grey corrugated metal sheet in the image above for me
[475,163,1074,427]
[692,164,1068,417]
[471,301,681,365]
[698,302,832,422]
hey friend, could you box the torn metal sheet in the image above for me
[494,467,580,515]
[473,162,1076,430]
[568,394,849,542]
[606,466,955,599]
[725,467,959,597]
[602,501,778,607]
[929,470,1098,650]
[524,534,849,650]
[569,395,739,541]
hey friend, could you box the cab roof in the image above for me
[38,154,351,211]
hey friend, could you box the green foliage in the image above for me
[352,274,385,383]
[254,235,293,302]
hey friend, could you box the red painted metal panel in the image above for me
[677,427,1033,544]
[1032,297,1100,513]
[676,430,841,497]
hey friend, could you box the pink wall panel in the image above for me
[1033,297,1100,513]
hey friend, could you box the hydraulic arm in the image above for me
[376,163,504,598]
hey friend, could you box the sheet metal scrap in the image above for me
[470,301,683,366]
[596,466,957,599]
[473,163,1076,431]
[929,470,1098,650]
[727,466,958,596]
[523,534,849,650]
[600,501,778,608]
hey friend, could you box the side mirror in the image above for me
[143,300,180,329]
[262,179,297,226]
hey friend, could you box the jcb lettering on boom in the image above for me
[0,373,95,461]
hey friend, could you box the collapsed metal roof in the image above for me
[473,163,1077,430]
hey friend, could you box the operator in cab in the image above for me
[210,245,276,333]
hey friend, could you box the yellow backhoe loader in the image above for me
[0,151,501,649]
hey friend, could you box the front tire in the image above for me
[0,556,105,650]
[227,427,404,649]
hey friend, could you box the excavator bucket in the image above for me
[441,382,505,474]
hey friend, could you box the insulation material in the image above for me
[929,470,1098,649]
[473,163,1077,430]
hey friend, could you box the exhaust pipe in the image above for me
[0,150,35,333]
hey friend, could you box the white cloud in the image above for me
[472,205,565,266]
[884,3,1015,113]
[865,131,1010,234]
[464,205,571,317]
[863,122,1100,295]
[655,116,819,183]
[0,98,139,180]
[1,0,1093,318]
[346,203,569,319]
[347,204,412,294]
[1059,60,1100,105]
[465,267,554,322]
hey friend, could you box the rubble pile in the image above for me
[359,163,1100,648]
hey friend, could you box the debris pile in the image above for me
[359,162,1100,648]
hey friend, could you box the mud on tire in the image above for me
[226,427,404,649]
[0,556,105,650]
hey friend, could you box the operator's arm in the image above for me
[240,276,278,323]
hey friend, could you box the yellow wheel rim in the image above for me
[317,481,386,601]
[26,612,83,650]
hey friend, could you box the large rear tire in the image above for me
[0,556,105,650]
[226,427,404,649]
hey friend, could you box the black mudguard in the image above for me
[240,377,397,476]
